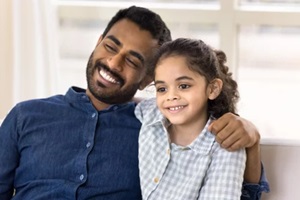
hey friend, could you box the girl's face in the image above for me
[154,55,212,126]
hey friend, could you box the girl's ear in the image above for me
[208,78,223,100]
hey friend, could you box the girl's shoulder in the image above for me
[134,98,163,123]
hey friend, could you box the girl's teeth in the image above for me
[169,106,183,111]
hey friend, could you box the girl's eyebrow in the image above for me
[154,80,165,85]
[154,76,193,85]
[175,76,193,81]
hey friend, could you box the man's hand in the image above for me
[208,113,260,151]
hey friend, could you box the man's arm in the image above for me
[244,140,261,183]
[0,107,19,199]
[208,113,270,199]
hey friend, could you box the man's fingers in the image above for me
[224,138,247,151]
[209,113,238,135]
[214,122,237,143]
[220,129,252,150]
[208,118,227,135]
[208,120,216,134]
[209,112,260,151]
[227,141,245,151]
[218,132,239,148]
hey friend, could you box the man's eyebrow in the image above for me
[107,35,121,46]
[129,50,145,64]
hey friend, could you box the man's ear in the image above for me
[139,74,154,90]
[208,78,223,100]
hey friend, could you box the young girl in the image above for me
[135,38,246,200]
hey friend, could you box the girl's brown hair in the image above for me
[152,38,239,118]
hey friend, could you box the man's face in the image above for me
[86,19,157,106]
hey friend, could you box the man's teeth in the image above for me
[169,106,184,111]
[99,70,118,84]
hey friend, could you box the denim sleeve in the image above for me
[241,163,270,200]
[0,106,20,199]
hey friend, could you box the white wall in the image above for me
[261,139,300,200]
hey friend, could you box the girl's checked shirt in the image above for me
[135,98,246,200]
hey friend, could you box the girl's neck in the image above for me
[168,116,208,146]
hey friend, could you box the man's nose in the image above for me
[107,54,123,72]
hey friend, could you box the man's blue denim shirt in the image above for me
[241,164,270,200]
[0,86,269,200]
[0,87,142,200]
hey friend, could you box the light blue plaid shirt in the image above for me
[135,98,246,200]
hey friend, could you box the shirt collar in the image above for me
[168,116,216,155]
[189,117,216,155]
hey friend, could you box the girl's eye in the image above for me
[156,87,166,93]
[179,84,190,89]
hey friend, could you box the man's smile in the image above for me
[99,68,120,84]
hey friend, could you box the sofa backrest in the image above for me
[261,139,300,200]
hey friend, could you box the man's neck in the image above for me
[86,90,112,111]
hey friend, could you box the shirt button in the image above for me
[79,174,84,181]
[166,149,170,155]
[86,142,91,148]
[91,113,96,118]
[154,177,159,183]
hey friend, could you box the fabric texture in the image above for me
[0,87,142,200]
[241,164,270,200]
[136,98,250,200]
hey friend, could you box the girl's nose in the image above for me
[166,89,180,101]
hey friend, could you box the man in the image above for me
[0,6,269,200]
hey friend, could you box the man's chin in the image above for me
[88,82,139,105]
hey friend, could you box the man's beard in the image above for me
[86,52,140,105]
